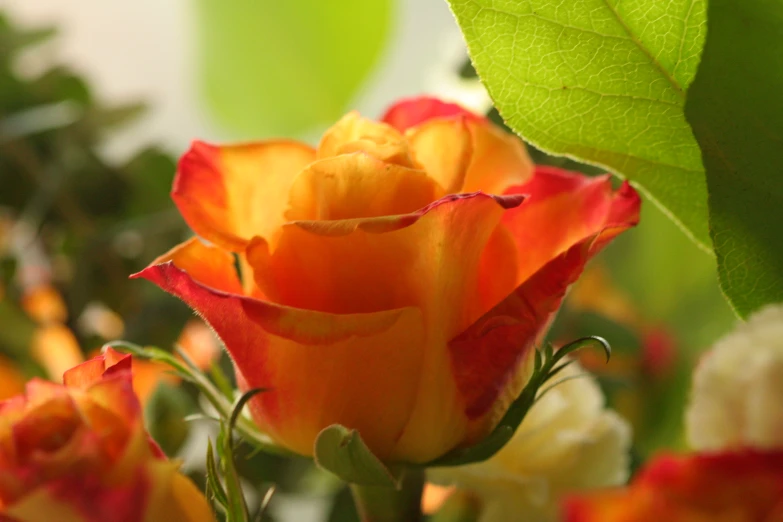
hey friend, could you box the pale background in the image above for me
[0,0,471,160]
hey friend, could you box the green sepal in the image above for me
[314,424,401,488]
[425,336,610,467]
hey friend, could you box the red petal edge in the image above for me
[381,96,483,132]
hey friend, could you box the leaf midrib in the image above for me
[600,0,685,97]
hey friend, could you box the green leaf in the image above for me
[206,439,229,511]
[193,0,393,136]
[313,424,399,487]
[684,0,783,317]
[447,0,711,249]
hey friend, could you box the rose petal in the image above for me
[381,96,482,132]
[149,237,242,295]
[448,240,593,440]
[404,117,473,193]
[247,192,524,331]
[503,167,641,284]
[133,262,427,461]
[440,169,640,444]
[172,140,316,251]
[317,111,414,167]
[564,450,783,522]
[283,152,441,223]
[460,120,533,195]
[404,117,533,196]
[3,468,150,522]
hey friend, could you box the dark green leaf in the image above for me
[684,0,783,317]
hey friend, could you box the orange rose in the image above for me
[134,97,640,463]
[0,349,213,522]
[564,450,783,521]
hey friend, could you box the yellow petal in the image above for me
[405,117,473,194]
[317,111,414,167]
[172,140,316,251]
[283,152,441,224]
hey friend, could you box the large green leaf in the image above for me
[194,0,393,137]
[684,0,783,317]
[447,0,710,249]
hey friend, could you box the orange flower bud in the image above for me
[0,349,214,522]
[135,97,641,463]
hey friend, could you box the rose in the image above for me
[429,360,631,522]
[0,349,213,522]
[135,97,640,463]
[686,303,783,451]
[564,450,783,522]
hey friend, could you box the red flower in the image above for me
[0,350,213,522]
[565,450,783,521]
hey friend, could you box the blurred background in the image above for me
[0,0,737,520]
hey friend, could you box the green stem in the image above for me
[350,468,425,522]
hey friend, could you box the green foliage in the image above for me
[205,389,275,522]
[684,0,783,317]
[447,0,710,250]
[193,0,393,137]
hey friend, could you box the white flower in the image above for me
[686,303,783,451]
[429,360,632,522]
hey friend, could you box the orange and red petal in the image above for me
[564,450,783,522]
[246,192,524,335]
[63,348,130,389]
[3,467,150,522]
[450,240,594,440]
[172,140,316,251]
[148,237,242,295]
[133,261,427,461]
[381,96,482,132]
[446,170,639,443]
[503,167,641,284]
[246,192,525,462]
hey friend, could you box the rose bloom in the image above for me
[135,97,640,463]
[564,450,783,522]
[429,360,631,522]
[686,303,783,451]
[0,349,213,522]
